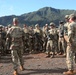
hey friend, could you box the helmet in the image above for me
[59,21,64,24]
[8,24,11,27]
[50,22,55,26]
[24,24,27,27]
[0,25,3,28]
[35,24,39,27]
[65,15,69,19]
[69,14,75,19]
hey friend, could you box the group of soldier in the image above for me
[0,13,76,75]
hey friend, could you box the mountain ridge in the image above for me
[0,7,76,27]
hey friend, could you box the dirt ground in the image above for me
[0,53,76,75]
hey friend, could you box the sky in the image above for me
[0,0,76,17]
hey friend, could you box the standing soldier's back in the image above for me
[10,26,23,38]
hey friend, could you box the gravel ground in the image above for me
[0,53,76,75]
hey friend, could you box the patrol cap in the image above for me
[50,22,55,26]
[65,15,69,19]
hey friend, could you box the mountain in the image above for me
[0,7,76,27]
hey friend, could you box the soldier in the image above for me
[64,15,70,37]
[46,22,57,58]
[34,24,43,52]
[63,14,76,75]
[29,26,34,53]
[7,18,24,75]
[42,24,49,52]
[23,24,29,52]
[0,25,6,55]
[64,15,70,55]
[58,21,66,55]
[6,24,12,53]
[0,25,3,54]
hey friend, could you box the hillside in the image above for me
[0,7,76,27]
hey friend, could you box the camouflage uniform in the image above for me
[34,24,43,52]
[46,23,57,58]
[67,21,76,70]
[63,14,76,75]
[7,18,24,72]
[6,26,12,53]
[29,26,34,53]
[42,25,49,52]
[23,25,29,52]
[58,21,66,55]
[64,15,70,56]
[0,25,6,55]
[64,15,69,36]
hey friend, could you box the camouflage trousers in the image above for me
[46,40,54,56]
[11,48,24,70]
[58,37,66,54]
[66,45,76,70]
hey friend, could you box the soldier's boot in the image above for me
[13,69,18,75]
[63,70,74,75]
[46,53,50,58]
[50,54,54,58]
[20,65,24,71]
[46,55,50,58]
[46,51,50,58]
[73,70,76,74]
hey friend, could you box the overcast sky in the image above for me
[0,0,76,17]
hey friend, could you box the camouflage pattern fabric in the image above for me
[8,25,24,70]
[66,21,76,70]
[46,28,57,56]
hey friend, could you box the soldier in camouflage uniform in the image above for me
[34,24,43,52]
[29,26,34,53]
[6,24,12,54]
[64,15,70,56]
[42,24,49,52]
[0,25,6,55]
[63,14,76,75]
[23,24,29,52]
[64,15,70,37]
[58,21,66,55]
[7,18,24,75]
[46,22,57,58]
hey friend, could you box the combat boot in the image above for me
[13,69,18,75]
[46,55,50,58]
[50,54,54,58]
[73,70,76,74]
[63,70,74,75]
[20,65,24,71]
